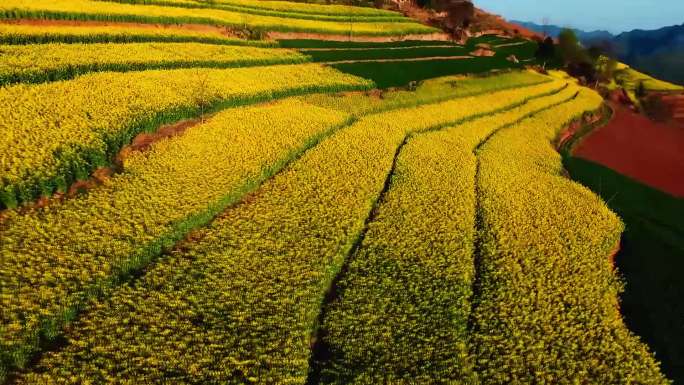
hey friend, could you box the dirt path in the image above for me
[493,41,527,48]
[0,117,204,220]
[321,55,472,64]
[268,31,451,42]
[299,44,460,51]
[573,102,684,197]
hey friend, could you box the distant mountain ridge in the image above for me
[512,20,684,86]
[511,20,614,42]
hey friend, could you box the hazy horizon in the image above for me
[475,0,684,34]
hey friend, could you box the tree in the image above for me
[558,29,586,64]
[535,36,556,67]
[558,29,597,83]
[542,16,550,37]
[595,55,618,83]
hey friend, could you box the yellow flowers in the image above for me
[1,98,353,371]
[207,0,401,17]
[0,22,277,45]
[0,42,309,85]
[9,76,577,383]
[2,67,669,383]
[471,89,669,383]
[316,83,582,383]
[0,0,437,36]
[0,63,371,208]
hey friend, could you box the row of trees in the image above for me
[535,29,618,86]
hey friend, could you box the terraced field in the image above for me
[0,0,673,384]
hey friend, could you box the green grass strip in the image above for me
[279,39,458,49]
[564,156,684,384]
[303,46,469,62]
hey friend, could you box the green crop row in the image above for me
[471,89,670,383]
[97,0,412,23]
[316,84,583,384]
[331,56,526,88]
[0,0,437,37]
[0,22,276,46]
[301,45,469,62]
[0,42,309,85]
[301,70,551,116]
[0,99,355,381]
[3,78,565,383]
[278,39,458,49]
[0,64,371,210]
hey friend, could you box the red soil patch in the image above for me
[574,102,684,197]
[116,118,201,164]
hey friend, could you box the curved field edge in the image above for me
[5,77,568,380]
[563,156,684,385]
[469,93,669,383]
[0,22,276,46]
[310,85,585,384]
[0,107,358,382]
[0,45,310,87]
[97,0,412,23]
[560,107,684,384]
[189,0,401,17]
[0,5,437,37]
[0,66,372,210]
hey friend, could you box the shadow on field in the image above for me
[564,156,684,384]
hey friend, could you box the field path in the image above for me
[574,102,684,197]
[321,55,472,64]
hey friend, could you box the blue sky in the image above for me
[475,0,684,34]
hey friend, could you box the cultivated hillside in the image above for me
[0,0,674,384]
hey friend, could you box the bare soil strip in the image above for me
[269,31,451,42]
[299,45,461,51]
[0,117,204,220]
[321,55,473,64]
[493,41,527,48]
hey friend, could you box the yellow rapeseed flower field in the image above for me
[0,22,276,45]
[0,63,371,208]
[0,0,437,36]
[199,0,401,17]
[8,79,578,384]
[472,89,669,383]
[317,84,583,383]
[0,98,353,371]
[0,42,309,84]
